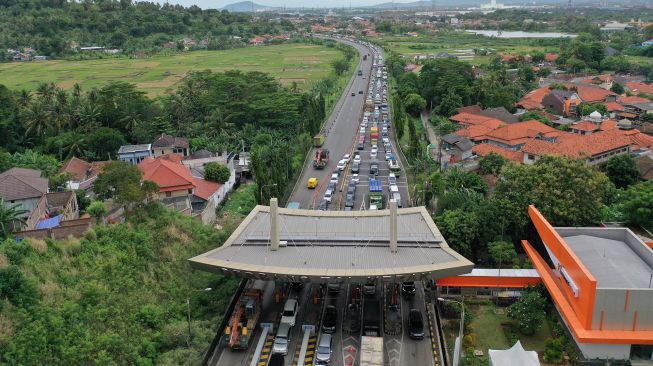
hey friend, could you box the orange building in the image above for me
[523,206,653,361]
[437,268,541,299]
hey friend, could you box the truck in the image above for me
[368,179,383,209]
[224,282,264,350]
[370,127,379,145]
[362,299,381,337]
[360,336,384,366]
[390,185,402,208]
[313,149,330,169]
[365,99,373,112]
[313,134,325,147]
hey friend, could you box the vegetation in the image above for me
[204,162,231,184]
[0,204,239,365]
[93,161,158,207]
[508,289,547,335]
[611,181,653,231]
[478,153,508,175]
[0,199,28,238]
[605,154,640,189]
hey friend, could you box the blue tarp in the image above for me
[36,215,62,229]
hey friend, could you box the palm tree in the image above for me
[22,100,50,139]
[0,199,28,238]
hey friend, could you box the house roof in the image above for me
[481,120,558,147]
[138,157,194,192]
[605,101,625,112]
[151,134,189,149]
[633,102,653,111]
[546,89,575,103]
[190,149,215,159]
[0,167,48,201]
[635,154,653,180]
[456,124,494,140]
[472,143,523,163]
[450,112,495,125]
[571,121,599,132]
[626,82,653,95]
[622,129,653,152]
[456,105,482,114]
[599,119,618,131]
[192,177,221,201]
[118,144,151,154]
[476,107,520,124]
[522,129,631,159]
[618,96,650,105]
[576,85,615,103]
[518,86,549,110]
[545,53,558,62]
[59,157,90,181]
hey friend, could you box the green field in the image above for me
[0,44,343,96]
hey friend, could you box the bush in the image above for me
[204,162,231,183]
[544,337,565,362]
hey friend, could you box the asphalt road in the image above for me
[287,39,374,209]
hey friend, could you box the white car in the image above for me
[330,173,339,184]
[382,137,390,144]
[351,174,359,183]
[370,150,377,159]
[342,154,351,162]
[337,159,347,171]
[324,189,333,203]
[353,154,361,164]
[281,299,298,327]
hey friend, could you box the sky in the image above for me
[156,0,442,9]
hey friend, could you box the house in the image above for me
[26,191,79,231]
[449,112,503,127]
[544,53,558,63]
[576,85,616,104]
[570,120,600,135]
[249,36,267,45]
[182,150,237,205]
[626,82,653,95]
[472,143,523,163]
[517,86,550,110]
[600,21,632,32]
[579,74,613,90]
[12,53,31,62]
[643,39,653,47]
[58,157,107,190]
[476,107,519,124]
[151,133,189,158]
[541,89,580,116]
[118,144,152,165]
[33,55,47,61]
[0,168,48,222]
[477,120,559,150]
[440,134,474,162]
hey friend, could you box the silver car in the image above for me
[315,333,333,365]
[272,322,292,355]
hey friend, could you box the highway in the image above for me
[210,37,440,366]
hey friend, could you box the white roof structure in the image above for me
[189,201,473,283]
[489,341,540,366]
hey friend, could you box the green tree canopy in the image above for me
[508,289,547,335]
[204,162,231,183]
[488,241,518,265]
[93,161,145,206]
[403,93,427,117]
[479,152,508,175]
[615,181,653,230]
[605,154,640,189]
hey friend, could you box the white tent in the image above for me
[489,340,540,366]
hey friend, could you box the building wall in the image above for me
[593,288,653,332]
[6,197,41,219]
[118,151,152,165]
[158,189,192,200]
[153,147,188,158]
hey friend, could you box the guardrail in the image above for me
[201,279,248,366]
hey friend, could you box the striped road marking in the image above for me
[303,336,317,366]
[257,334,275,366]
[426,307,440,366]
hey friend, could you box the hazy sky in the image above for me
[156,0,438,9]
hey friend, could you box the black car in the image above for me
[402,281,416,296]
[351,92,356,96]
[322,305,337,333]
[358,90,363,94]
[357,142,364,150]
[408,309,425,340]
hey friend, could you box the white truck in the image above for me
[360,336,384,366]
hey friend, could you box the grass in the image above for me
[443,302,552,363]
[0,44,343,96]
[217,183,257,229]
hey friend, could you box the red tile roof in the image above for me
[480,120,558,147]
[599,119,618,131]
[619,96,651,104]
[621,129,653,152]
[605,102,625,112]
[626,82,653,95]
[571,121,599,132]
[575,85,616,103]
[192,177,221,201]
[545,53,558,62]
[522,129,631,159]
[457,105,483,114]
[450,112,495,125]
[456,124,493,140]
[59,157,91,181]
[518,86,550,110]
[472,143,522,163]
[138,157,194,192]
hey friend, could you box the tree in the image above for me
[578,103,607,117]
[543,337,565,363]
[615,181,653,230]
[610,82,625,95]
[444,167,488,195]
[488,241,518,266]
[479,153,508,175]
[508,289,546,334]
[0,199,28,238]
[331,58,349,76]
[519,111,550,125]
[85,127,126,161]
[87,201,107,225]
[493,156,613,238]
[93,161,145,207]
[403,93,426,117]
[435,91,463,117]
[435,209,479,259]
[605,154,640,189]
[204,162,231,183]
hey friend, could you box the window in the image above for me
[165,192,171,198]
[188,189,192,194]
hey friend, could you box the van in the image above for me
[281,298,298,326]
[272,322,292,355]
[408,309,425,340]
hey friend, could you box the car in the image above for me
[327,283,340,293]
[272,322,293,355]
[337,159,347,171]
[315,334,333,365]
[382,127,388,134]
[322,306,337,334]
[343,154,351,162]
[327,181,337,193]
[363,282,376,296]
[307,177,318,189]
[330,173,339,184]
[382,137,390,144]
[347,184,356,195]
[351,92,356,96]
[357,142,364,150]
[353,154,361,164]
[345,194,355,208]
[388,173,397,186]
[358,90,363,94]
[281,298,298,326]
[370,150,377,159]
[370,162,378,175]
[384,142,391,151]
[351,173,359,183]
[324,190,333,203]
[352,162,360,173]
[318,199,328,211]
[408,309,425,340]
[402,281,416,296]
[359,127,366,134]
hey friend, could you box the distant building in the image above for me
[600,21,632,32]
[643,39,653,47]
[0,168,48,221]
[151,133,189,158]
[118,144,152,165]
[58,157,107,191]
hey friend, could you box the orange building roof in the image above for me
[599,119,618,131]
[450,112,493,125]
[456,124,493,140]
[472,143,523,162]
[192,177,221,201]
[59,157,91,181]
[480,120,558,147]
[619,96,651,104]
[622,129,653,152]
[138,157,195,192]
[605,102,625,112]
[576,85,616,103]
[545,53,558,62]
[517,86,550,110]
[571,121,599,132]
[626,82,653,95]
[522,129,631,159]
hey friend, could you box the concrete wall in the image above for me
[6,197,40,219]
[593,288,653,331]
[158,189,192,199]
[576,341,631,360]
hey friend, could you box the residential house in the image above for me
[472,143,523,163]
[118,144,152,164]
[477,120,560,150]
[58,157,107,191]
[541,89,580,116]
[544,53,558,63]
[151,133,189,158]
[570,120,600,135]
[0,168,48,222]
[579,75,613,90]
[249,36,267,45]
[600,21,632,32]
[476,107,519,124]
[12,53,31,62]
[449,112,504,128]
[26,191,79,231]
[642,39,653,47]
[182,149,237,205]
[517,86,550,110]
[441,134,474,162]
[576,85,617,104]
[626,82,653,96]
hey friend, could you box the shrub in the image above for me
[544,337,565,362]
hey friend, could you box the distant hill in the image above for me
[222,1,278,12]
[367,0,568,9]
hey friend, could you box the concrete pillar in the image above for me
[389,199,397,253]
[270,198,280,251]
